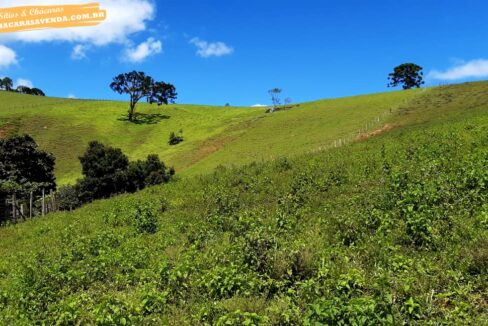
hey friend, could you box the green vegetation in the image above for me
[0,86,421,184]
[0,135,56,221]
[1,76,46,96]
[168,130,184,146]
[72,142,174,206]
[388,63,425,90]
[0,82,487,324]
[109,71,177,122]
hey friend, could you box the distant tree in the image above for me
[110,71,177,122]
[388,63,425,90]
[284,97,292,107]
[16,85,32,95]
[30,88,46,96]
[1,77,13,91]
[268,88,282,112]
[0,135,56,196]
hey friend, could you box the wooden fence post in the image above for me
[12,193,16,222]
[50,190,56,213]
[29,192,33,219]
[42,188,45,217]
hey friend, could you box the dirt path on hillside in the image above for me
[356,124,394,141]
[0,125,15,139]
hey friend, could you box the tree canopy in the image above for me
[0,77,13,91]
[110,71,177,122]
[0,135,56,194]
[388,63,425,90]
[73,141,174,204]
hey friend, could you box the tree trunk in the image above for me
[128,102,136,121]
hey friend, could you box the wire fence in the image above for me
[1,189,60,225]
[309,87,432,154]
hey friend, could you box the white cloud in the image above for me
[15,78,33,88]
[0,0,155,46]
[123,37,162,62]
[428,59,488,81]
[0,45,18,68]
[190,37,233,58]
[71,44,90,60]
[251,104,268,107]
[67,94,77,99]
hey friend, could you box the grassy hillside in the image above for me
[0,88,421,184]
[0,82,487,324]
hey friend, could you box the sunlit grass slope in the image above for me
[0,87,422,184]
[0,81,487,324]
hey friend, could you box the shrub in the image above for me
[478,205,488,228]
[464,238,488,276]
[158,259,194,303]
[132,204,158,234]
[57,185,81,211]
[94,298,138,325]
[275,157,292,171]
[216,310,269,326]
[242,229,276,274]
[304,296,394,325]
[126,154,172,191]
[139,288,168,316]
[68,142,173,206]
[197,264,262,299]
[168,130,184,145]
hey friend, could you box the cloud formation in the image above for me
[0,0,155,46]
[71,44,89,60]
[0,45,17,68]
[123,37,162,62]
[190,37,234,58]
[428,59,488,81]
[15,78,33,88]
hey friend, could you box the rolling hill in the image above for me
[0,87,422,184]
[0,81,487,324]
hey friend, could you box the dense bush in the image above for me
[132,204,158,234]
[63,142,174,207]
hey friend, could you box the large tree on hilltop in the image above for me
[110,71,177,122]
[388,63,424,90]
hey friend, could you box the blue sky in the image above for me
[0,0,488,106]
